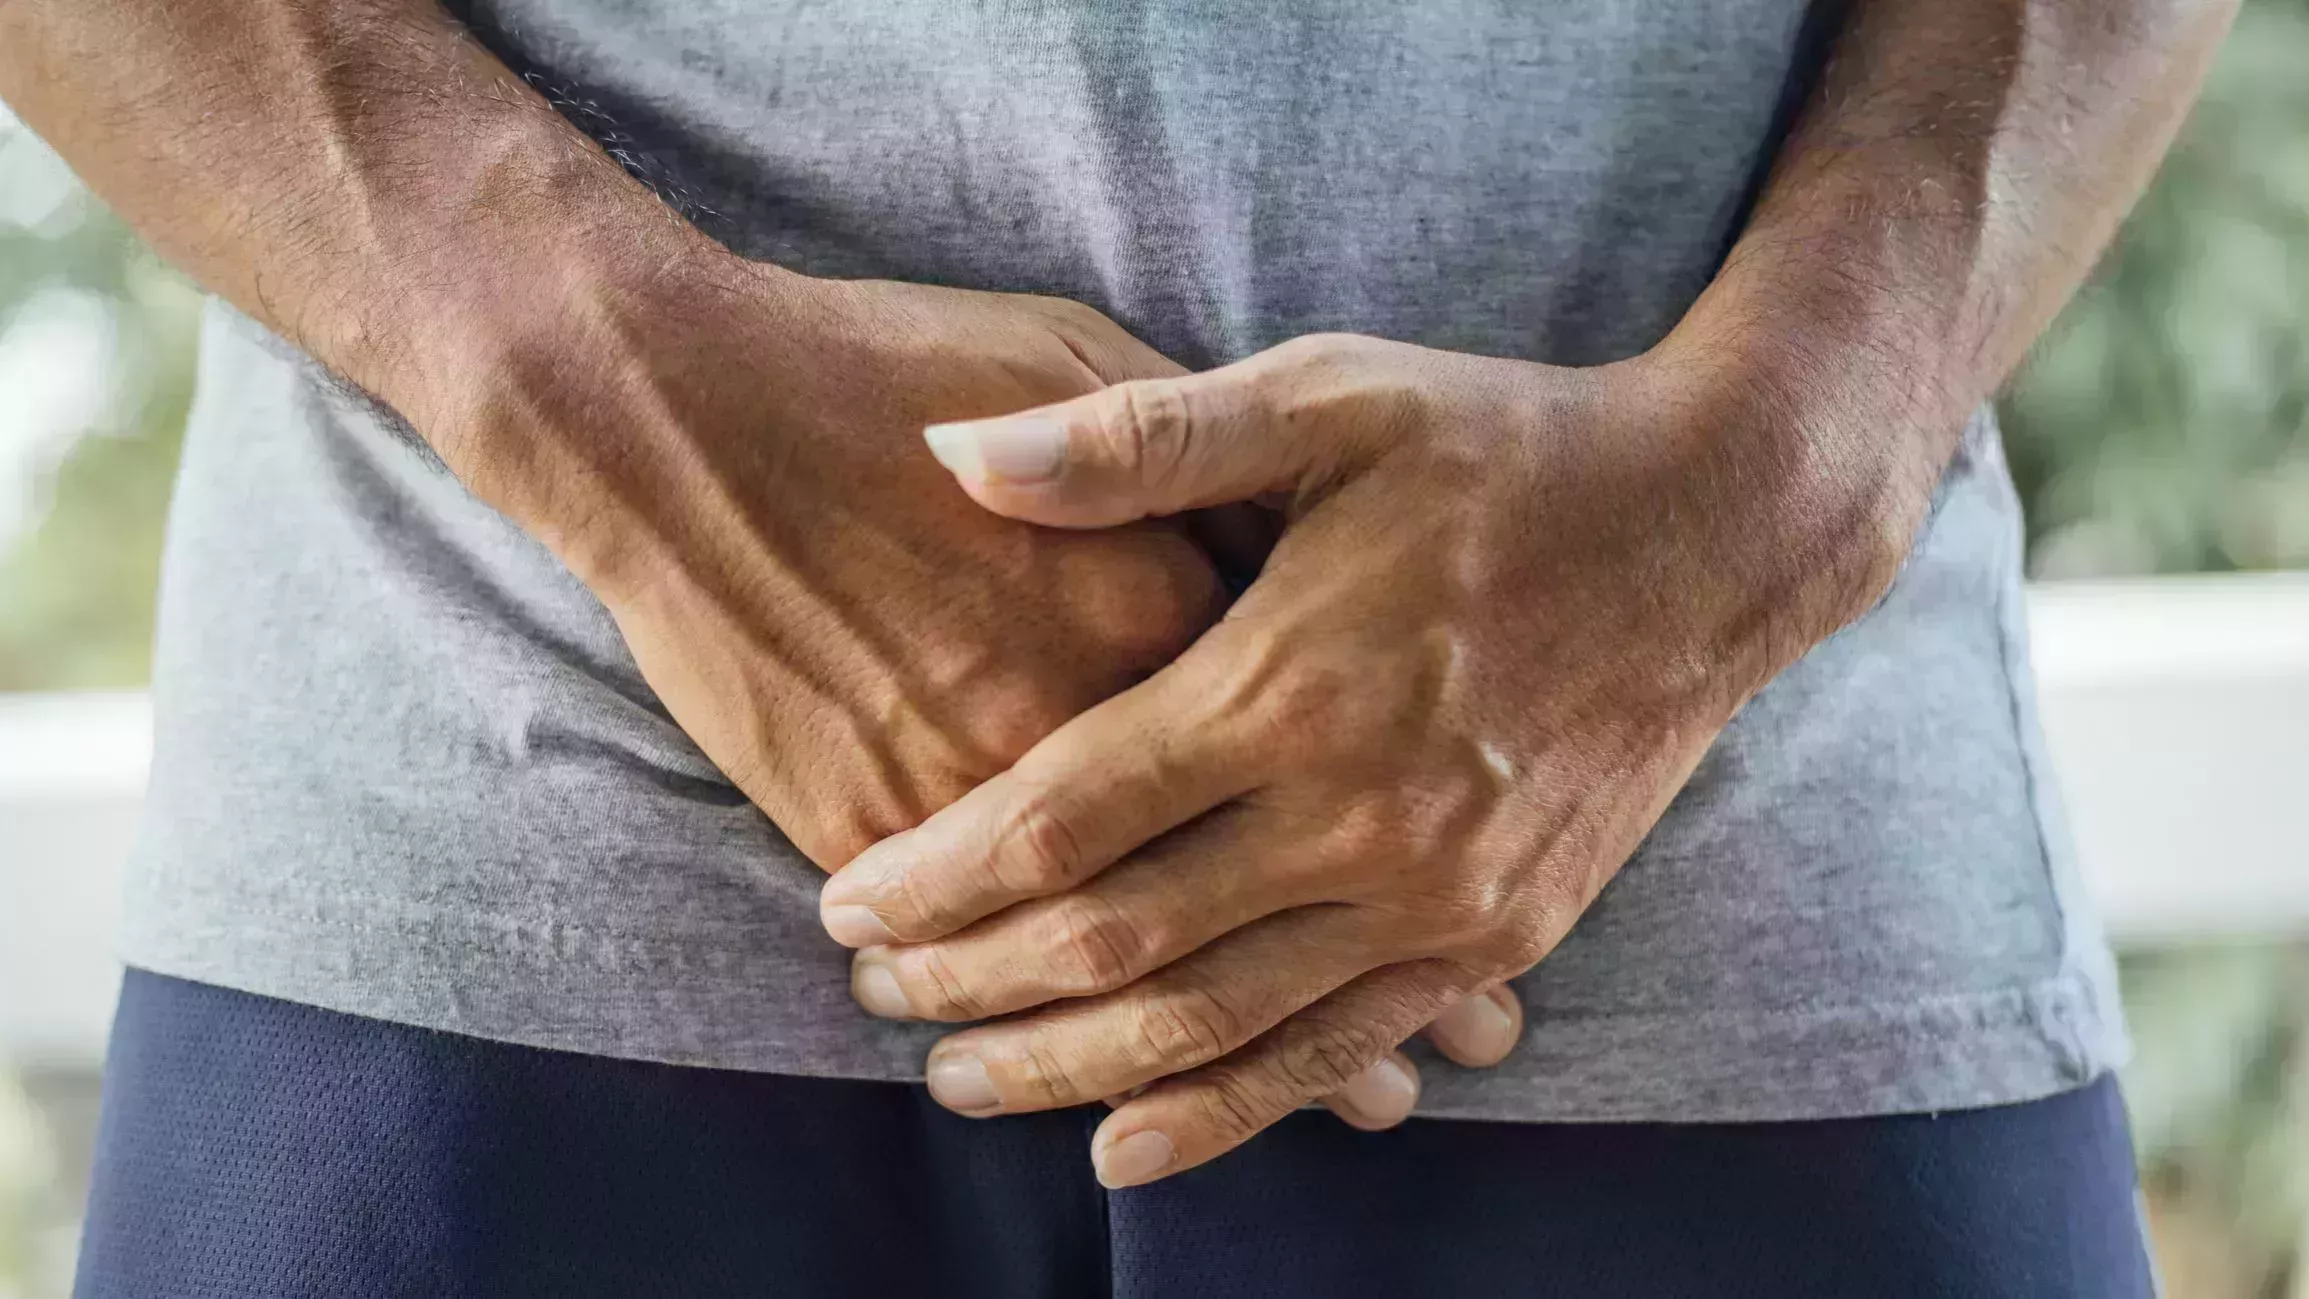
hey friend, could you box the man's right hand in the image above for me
[432,252,1228,869]
[0,0,1216,873]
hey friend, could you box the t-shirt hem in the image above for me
[118,897,2128,1127]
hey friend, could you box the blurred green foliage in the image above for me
[2122,942,2308,1296]
[2001,0,2309,577]
[0,127,198,691]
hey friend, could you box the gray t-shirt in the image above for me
[121,0,2125,1122]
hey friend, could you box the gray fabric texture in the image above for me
[120,0,2127,1122]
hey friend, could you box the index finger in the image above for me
[818,638,1267,947]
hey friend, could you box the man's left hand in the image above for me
[818,330,1918,1187]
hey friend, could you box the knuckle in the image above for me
[908,946,986,1021]
[997,799,1089,894]
[1268,1016,1386,1098]
[1482,920,1554,975]
[1466,873,1582,973]
[1381,858,1560,973]
[1048,897,1152,996]
[884,864,951,942]
[1014,1030,1089,1108]
[1417,887,1501,951]
[1108,381,1194,498]
[1188,1073,1275,1146]
[1128,984,1244,1070]
[1402,896,1530,974]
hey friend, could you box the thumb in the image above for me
[921,357,1342,529]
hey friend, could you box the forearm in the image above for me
[1661,0,2235,618]
[0,0,746,476]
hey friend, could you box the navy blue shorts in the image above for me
[77,970,2155,1298]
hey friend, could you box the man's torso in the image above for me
[123,0,2124,1120]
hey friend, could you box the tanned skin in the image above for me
[811,0,2239,1187]
[0,0,1228,866]
[4,0,2237,1182]
[0,0,1532,1133]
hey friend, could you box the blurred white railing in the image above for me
[3,573,2306,1064]
[0,690,146,1065]
[2027,573,2309,944]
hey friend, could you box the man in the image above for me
[1,0,2229,1293]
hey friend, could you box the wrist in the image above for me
[1639,282,1959,645]
[387,221,837,588]
[385,208,731,443]
[1664,213,1990,451]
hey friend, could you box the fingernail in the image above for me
[1336,1056,1419,1125]
[1094,1129,1176,1188]
[1431,990,1517,1063]
[822,904,895,947]
[851,960,911,1018]
[924,417,1068,483]
[927,1050,1001,1114]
